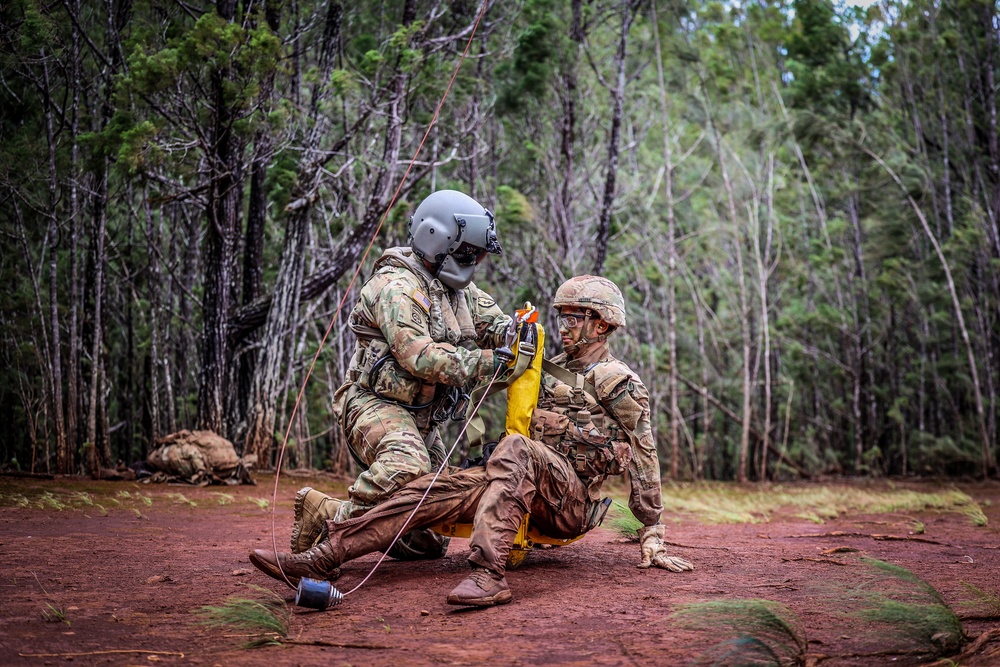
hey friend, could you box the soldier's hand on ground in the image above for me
[637,524,694,572]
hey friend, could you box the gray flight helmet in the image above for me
[408,190,501,290]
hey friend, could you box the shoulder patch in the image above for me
[410,289,431,313]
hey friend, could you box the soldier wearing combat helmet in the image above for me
[288,190,513,558]
[252,275,693,605]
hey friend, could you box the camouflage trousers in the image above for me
[322,434,596,575]
[341,388,446,518]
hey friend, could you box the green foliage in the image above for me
[41,602,70,627]
[605,500,643,539]
[852,559,965,656]
[2,0,998,484]
[496,0,560,114]
[959,582,1000,618]
[196,585,290,648]
[672,599,806,666]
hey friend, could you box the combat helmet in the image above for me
[408,190,501,290]
[553,275,627,329]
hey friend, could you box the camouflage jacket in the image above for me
[532,346,662,526]
[339,247,511,411]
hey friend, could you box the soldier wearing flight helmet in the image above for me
[288,190,514,560]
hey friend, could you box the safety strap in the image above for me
[541,358,599,401]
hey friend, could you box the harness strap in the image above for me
[464,331,537,450]
[541,358,599,401]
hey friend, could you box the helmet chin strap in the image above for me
[562,319,610,357]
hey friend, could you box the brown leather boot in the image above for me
[446,566,512,606]
[249,541,341,586]
[290,487,343,553]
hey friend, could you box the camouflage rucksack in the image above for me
[146,430,256,485]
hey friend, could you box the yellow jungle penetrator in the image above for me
[431,304,585,568]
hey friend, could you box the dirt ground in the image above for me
[1,473,999,667]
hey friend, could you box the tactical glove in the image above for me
[637,524,694,572]
[492,346,515,376]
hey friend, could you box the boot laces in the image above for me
[469,567,497,590]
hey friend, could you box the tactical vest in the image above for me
[344,248,479,412]
[530,361,634,480]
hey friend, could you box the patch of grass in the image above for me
[211,492,235,505]
[71,491,94,506]
[656,482,987,526]
[37,492,67,511]
[166,492,197,507]
[851,558,965,656]
[959,582,1000,617]
[247,497,270,510]
[132,508,144,519]
[671,599,806,666]
[957,503,988,527]
[605,500,643,539]
[41,603,70,626]
[196,585,290,648]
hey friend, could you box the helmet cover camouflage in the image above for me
[553,275,626,328]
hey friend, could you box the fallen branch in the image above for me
[20,649,184,658]
[1,470,55,479]
[785,531,952,545]
[786,531,871,539]
[871,534,952,545]
[751,582,799,590]
[662,540,731,551]
[284,639,394,650]
[925,628,1000,666]
[780,557,848,566]
[820,546,859,555]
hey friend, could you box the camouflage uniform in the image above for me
[333,246,510,518]
[251,276,691,600]
[302,343,660,573]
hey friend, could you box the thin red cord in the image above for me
[268,0,493,589]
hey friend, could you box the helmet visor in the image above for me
[454,212,501,256]
[451,242,489,266]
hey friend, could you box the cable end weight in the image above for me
[295,577,344,610]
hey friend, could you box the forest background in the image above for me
[1,0,998,483]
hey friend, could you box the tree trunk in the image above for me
[86,167,108,475]
[556,0,584,252]
[243,206,309,462]
[145,192,162,447]
[592,0,637,275]
[651,0,679,479]
[41,51,67,475]
[754,153,775,481]
[197,0,241,436]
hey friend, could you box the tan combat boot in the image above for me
[249,541,341,586]
[446,566,512,606]
[290,487,343,553]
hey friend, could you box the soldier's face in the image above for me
[558,308,590,349]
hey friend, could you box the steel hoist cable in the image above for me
[267,0,493,591]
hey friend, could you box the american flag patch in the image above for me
[411,289,431,312]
